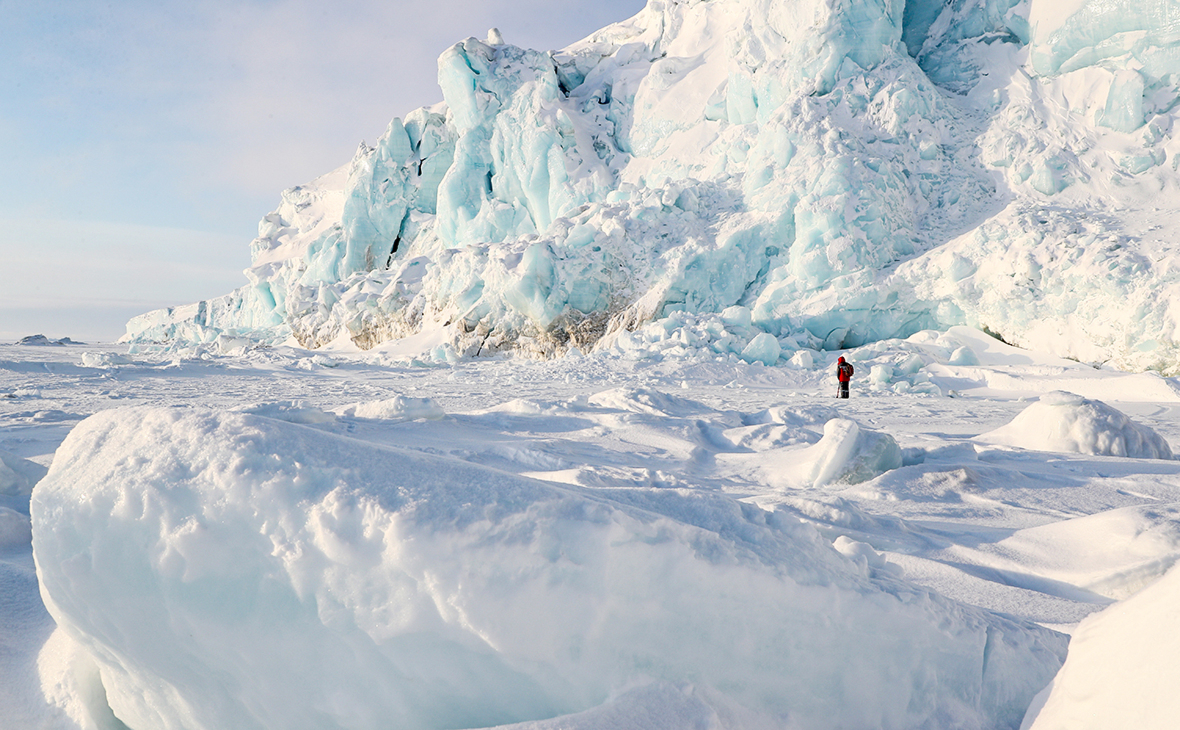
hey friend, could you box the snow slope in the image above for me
[6,332,1180,728]
[32,406,1062,730]
[1022,560,1180,730]
[123,0,1180,374]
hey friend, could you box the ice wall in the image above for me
[33,407,1066,730]
[126,0,1180,372]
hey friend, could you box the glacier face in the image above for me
[127,0,1180,372]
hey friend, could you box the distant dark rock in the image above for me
[15,335,84,346]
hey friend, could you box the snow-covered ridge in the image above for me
[126,0,1180,373]
[32,406,1066,730]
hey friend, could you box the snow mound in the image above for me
[33,407,1065,730]
[988,503,1180,601]
[79,351,131,368]
[1023,564,1180,730]
[237,400,337,425]
[977,391,1173,458]
[586,387,709,417]
[334,395,445,420]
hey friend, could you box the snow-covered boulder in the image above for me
[33,407,1066,730]
[1023,564,1180,730]
[977,391,1172,459]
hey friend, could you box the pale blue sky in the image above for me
[0,0,646,342]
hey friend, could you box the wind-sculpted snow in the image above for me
[126,0,1180,373]
[32,407,1067,730]
[1023,563,1180,730]
[977,391,1174,458]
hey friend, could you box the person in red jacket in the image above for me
[836,356,853,399]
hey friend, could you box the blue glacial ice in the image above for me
[126,0,1180,373]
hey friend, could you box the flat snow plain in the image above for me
[5,327,1180,729]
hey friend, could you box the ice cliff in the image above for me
[127,0,1180,372]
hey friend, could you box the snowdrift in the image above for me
[123,0,1180,373]
[977,391,1173,458]
[1023,564,1180,730]
[32,407,1066,730]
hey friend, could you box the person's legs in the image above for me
[838,381,849,398]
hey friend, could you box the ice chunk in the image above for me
[0,507,32,549]
[739,332,781,365]
[747,418,904,489]
[869,363,895,387]
[35,628,126,730]
[948,345,980,366]
[33,407,1065,730]
[1096,69,1146,132]
[800,418,905,487]
[719,306,752,329]
[832,535,903,578]
[977,391,1173,458]
[789,349,816,368]
[1,449,47,514]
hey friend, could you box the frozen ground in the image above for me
[4,329,1180,728]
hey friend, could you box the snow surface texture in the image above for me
[9,336,1180,729]
[33,406,1063,730]
[1022,562,1180,730]
[124,0,1180,373]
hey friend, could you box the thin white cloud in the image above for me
[0,0,645,339]
[0,217,247,305]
